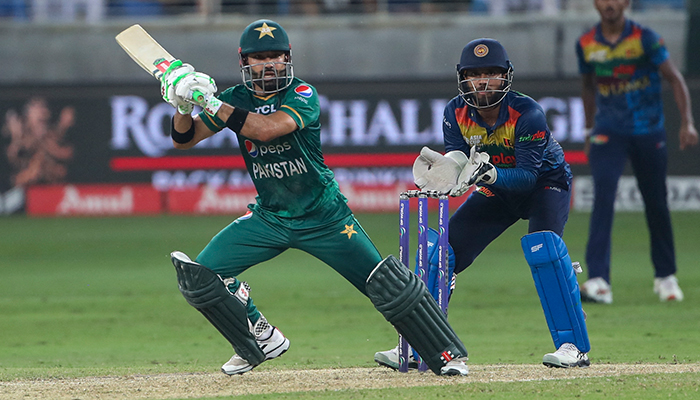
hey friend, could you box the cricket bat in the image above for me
[115,24,204,102]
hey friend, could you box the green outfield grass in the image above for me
[1,211,699,398]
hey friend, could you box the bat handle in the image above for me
[192,90,206,103]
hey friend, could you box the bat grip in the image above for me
[192,90,205,103]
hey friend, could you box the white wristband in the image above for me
[204,96,223,116]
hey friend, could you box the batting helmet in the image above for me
[238,19,294,94]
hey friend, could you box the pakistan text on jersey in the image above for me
[252,158,308,180]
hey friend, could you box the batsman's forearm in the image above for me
[171,114,196,148]
[173,113,194,133]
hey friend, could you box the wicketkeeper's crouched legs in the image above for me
[171,251,266,366]
[366,255,468,375]
[521,231,590,367]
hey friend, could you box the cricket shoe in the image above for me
[580,277,613,304]
[543,343,590,368]
[374,346,418,370]
[440,358,469,376]
[654,274,684,302]
[221,318,290,375]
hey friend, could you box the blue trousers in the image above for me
[585,132,676,283]
[449,173,572,275]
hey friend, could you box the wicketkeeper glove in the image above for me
[449,146,492,197]
[467,159,497,186]
[412,147,467,193]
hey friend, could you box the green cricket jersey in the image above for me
[199,78,344,218]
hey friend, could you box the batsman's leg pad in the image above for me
[366,255,467,375]
[415,227,455,300]
[521,231,590,353]
[171,251,265,366]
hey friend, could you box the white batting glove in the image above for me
[449,146,492,197]
[160,60,195,114]
[174,72,217,106]
[412,147,467,193]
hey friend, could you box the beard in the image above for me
[252,66,288,92]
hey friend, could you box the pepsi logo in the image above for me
[295,85,313,98]
[245,140,259,157]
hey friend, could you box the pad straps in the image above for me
[171,252,265,365]
[366,255,468,375]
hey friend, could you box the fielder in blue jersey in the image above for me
[576,0,698,304]
[376,38,591,370]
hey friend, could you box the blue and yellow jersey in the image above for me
[199,77,343,219]
[443,91,570,193]
[576,19,669,136]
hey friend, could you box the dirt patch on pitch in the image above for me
[2,363,698,399]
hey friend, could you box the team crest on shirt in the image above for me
[245,140,259,157]
[295,85,313,98]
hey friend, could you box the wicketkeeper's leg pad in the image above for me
[366,255,468,375]
[171,251,265,366]
[521,231,590,353]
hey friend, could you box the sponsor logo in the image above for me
[153,58,170,74]
[443,116,452,129]
[245,140,259,157]
[255,104,277,114]
[295,85,313,98]
[235,210,253,223]
[590,134,609,145]
[246,141,292,159]
[518,130,546,143]
[613,64,636,78]
[490,152,515,166]
[58,186,134,214]
[477,186,495,197]
[530,243,543,252]
[234,284,249,303]
[440,350,454,362]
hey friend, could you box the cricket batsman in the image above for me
[160,19,469,376]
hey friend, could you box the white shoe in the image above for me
[654,274,684,302]
[580,277,613,304]
[543,343,590,368]
[440,358,469,376]
[221,318,290,375]
[374,346,418,370]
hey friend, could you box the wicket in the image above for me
[398,190,450,372]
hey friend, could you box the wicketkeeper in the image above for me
[161,19,469,376]
[375,38,591,370]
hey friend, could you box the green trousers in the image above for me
[195,199,383,323]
